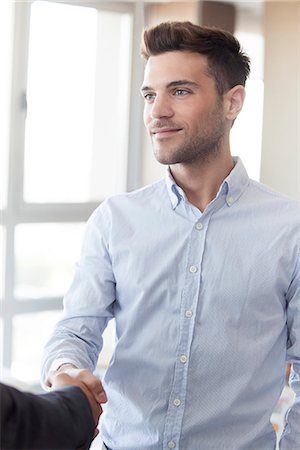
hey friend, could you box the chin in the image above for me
[154,154,175,166]
[153,148,180,166]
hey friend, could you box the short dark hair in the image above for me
[141,21,251,96]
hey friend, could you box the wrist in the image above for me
[56,363,77,372]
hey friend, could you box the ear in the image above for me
[224,85,246,122]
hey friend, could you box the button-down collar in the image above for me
[165,157,249,210]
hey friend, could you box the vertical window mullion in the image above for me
[9,1,31,214]
[3,1,31,370]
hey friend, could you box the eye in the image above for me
[174,89,189,96]
[143,92,156,102]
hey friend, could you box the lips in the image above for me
[151,127,182,138]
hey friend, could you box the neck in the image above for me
[170,152,235,212]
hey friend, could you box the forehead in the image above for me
[143,51,212,87]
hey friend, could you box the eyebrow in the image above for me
[140,79,199,92]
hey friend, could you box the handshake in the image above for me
[1,364,107,450]
[48,363,108,434]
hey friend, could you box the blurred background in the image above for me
[0,0,299,441]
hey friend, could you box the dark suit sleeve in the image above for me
[0,382,95,449]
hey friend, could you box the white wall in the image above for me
[260,1,300,200]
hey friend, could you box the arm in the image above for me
[41,204,116,386]
[279,251,300,449]
[0,374,103,450]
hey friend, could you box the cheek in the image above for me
[184,114,200,132]
[179,105,202,126]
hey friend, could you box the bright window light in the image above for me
[24,1,132,203]
[12,311,62,383]
[15,223,85,299]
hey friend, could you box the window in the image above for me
[12,311,63,383]
[24,1,132,203]
[1,0,144,386]
[14,223,85,299]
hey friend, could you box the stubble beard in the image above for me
[151,104,226,167]
[153,128,224,166]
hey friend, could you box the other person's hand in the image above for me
[47,367,107,426]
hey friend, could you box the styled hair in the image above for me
[141,21,251,96]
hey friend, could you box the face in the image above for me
[141,51,227,166]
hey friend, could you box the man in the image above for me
[42,22,300,450]
[1,370,107,449]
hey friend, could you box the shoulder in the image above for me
[247,179,299,217]
[245,180,300,254]
[105,179,165,208]
[90,179,166,224]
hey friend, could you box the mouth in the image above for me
[151,128,183,139]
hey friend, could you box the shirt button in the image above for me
[195,222,203,230]
[227,196,234,205]
[173,398,181,407]
[168,441,176,449]
[185,309,193,318]
[180,355,188,363]
[189,265,197,273]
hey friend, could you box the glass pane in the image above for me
[0,225,5,300]
[0,0,13,210]
[12,311,62,383]
[15,223,85,299]
[24,1,132,203]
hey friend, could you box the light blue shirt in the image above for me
[42,158,300,450]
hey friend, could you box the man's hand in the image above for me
[47,367,107,427]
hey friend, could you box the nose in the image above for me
[149,94,174,120]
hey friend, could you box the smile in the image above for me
[151,128,182,139]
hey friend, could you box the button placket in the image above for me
[163,218,208,449]
[227,196,234,206]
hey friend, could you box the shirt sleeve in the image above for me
[0,383,95,449]
[41,203,116,386]
[279,250,300,449]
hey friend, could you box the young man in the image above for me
[1,370,106,449]
[42,22,299,450]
